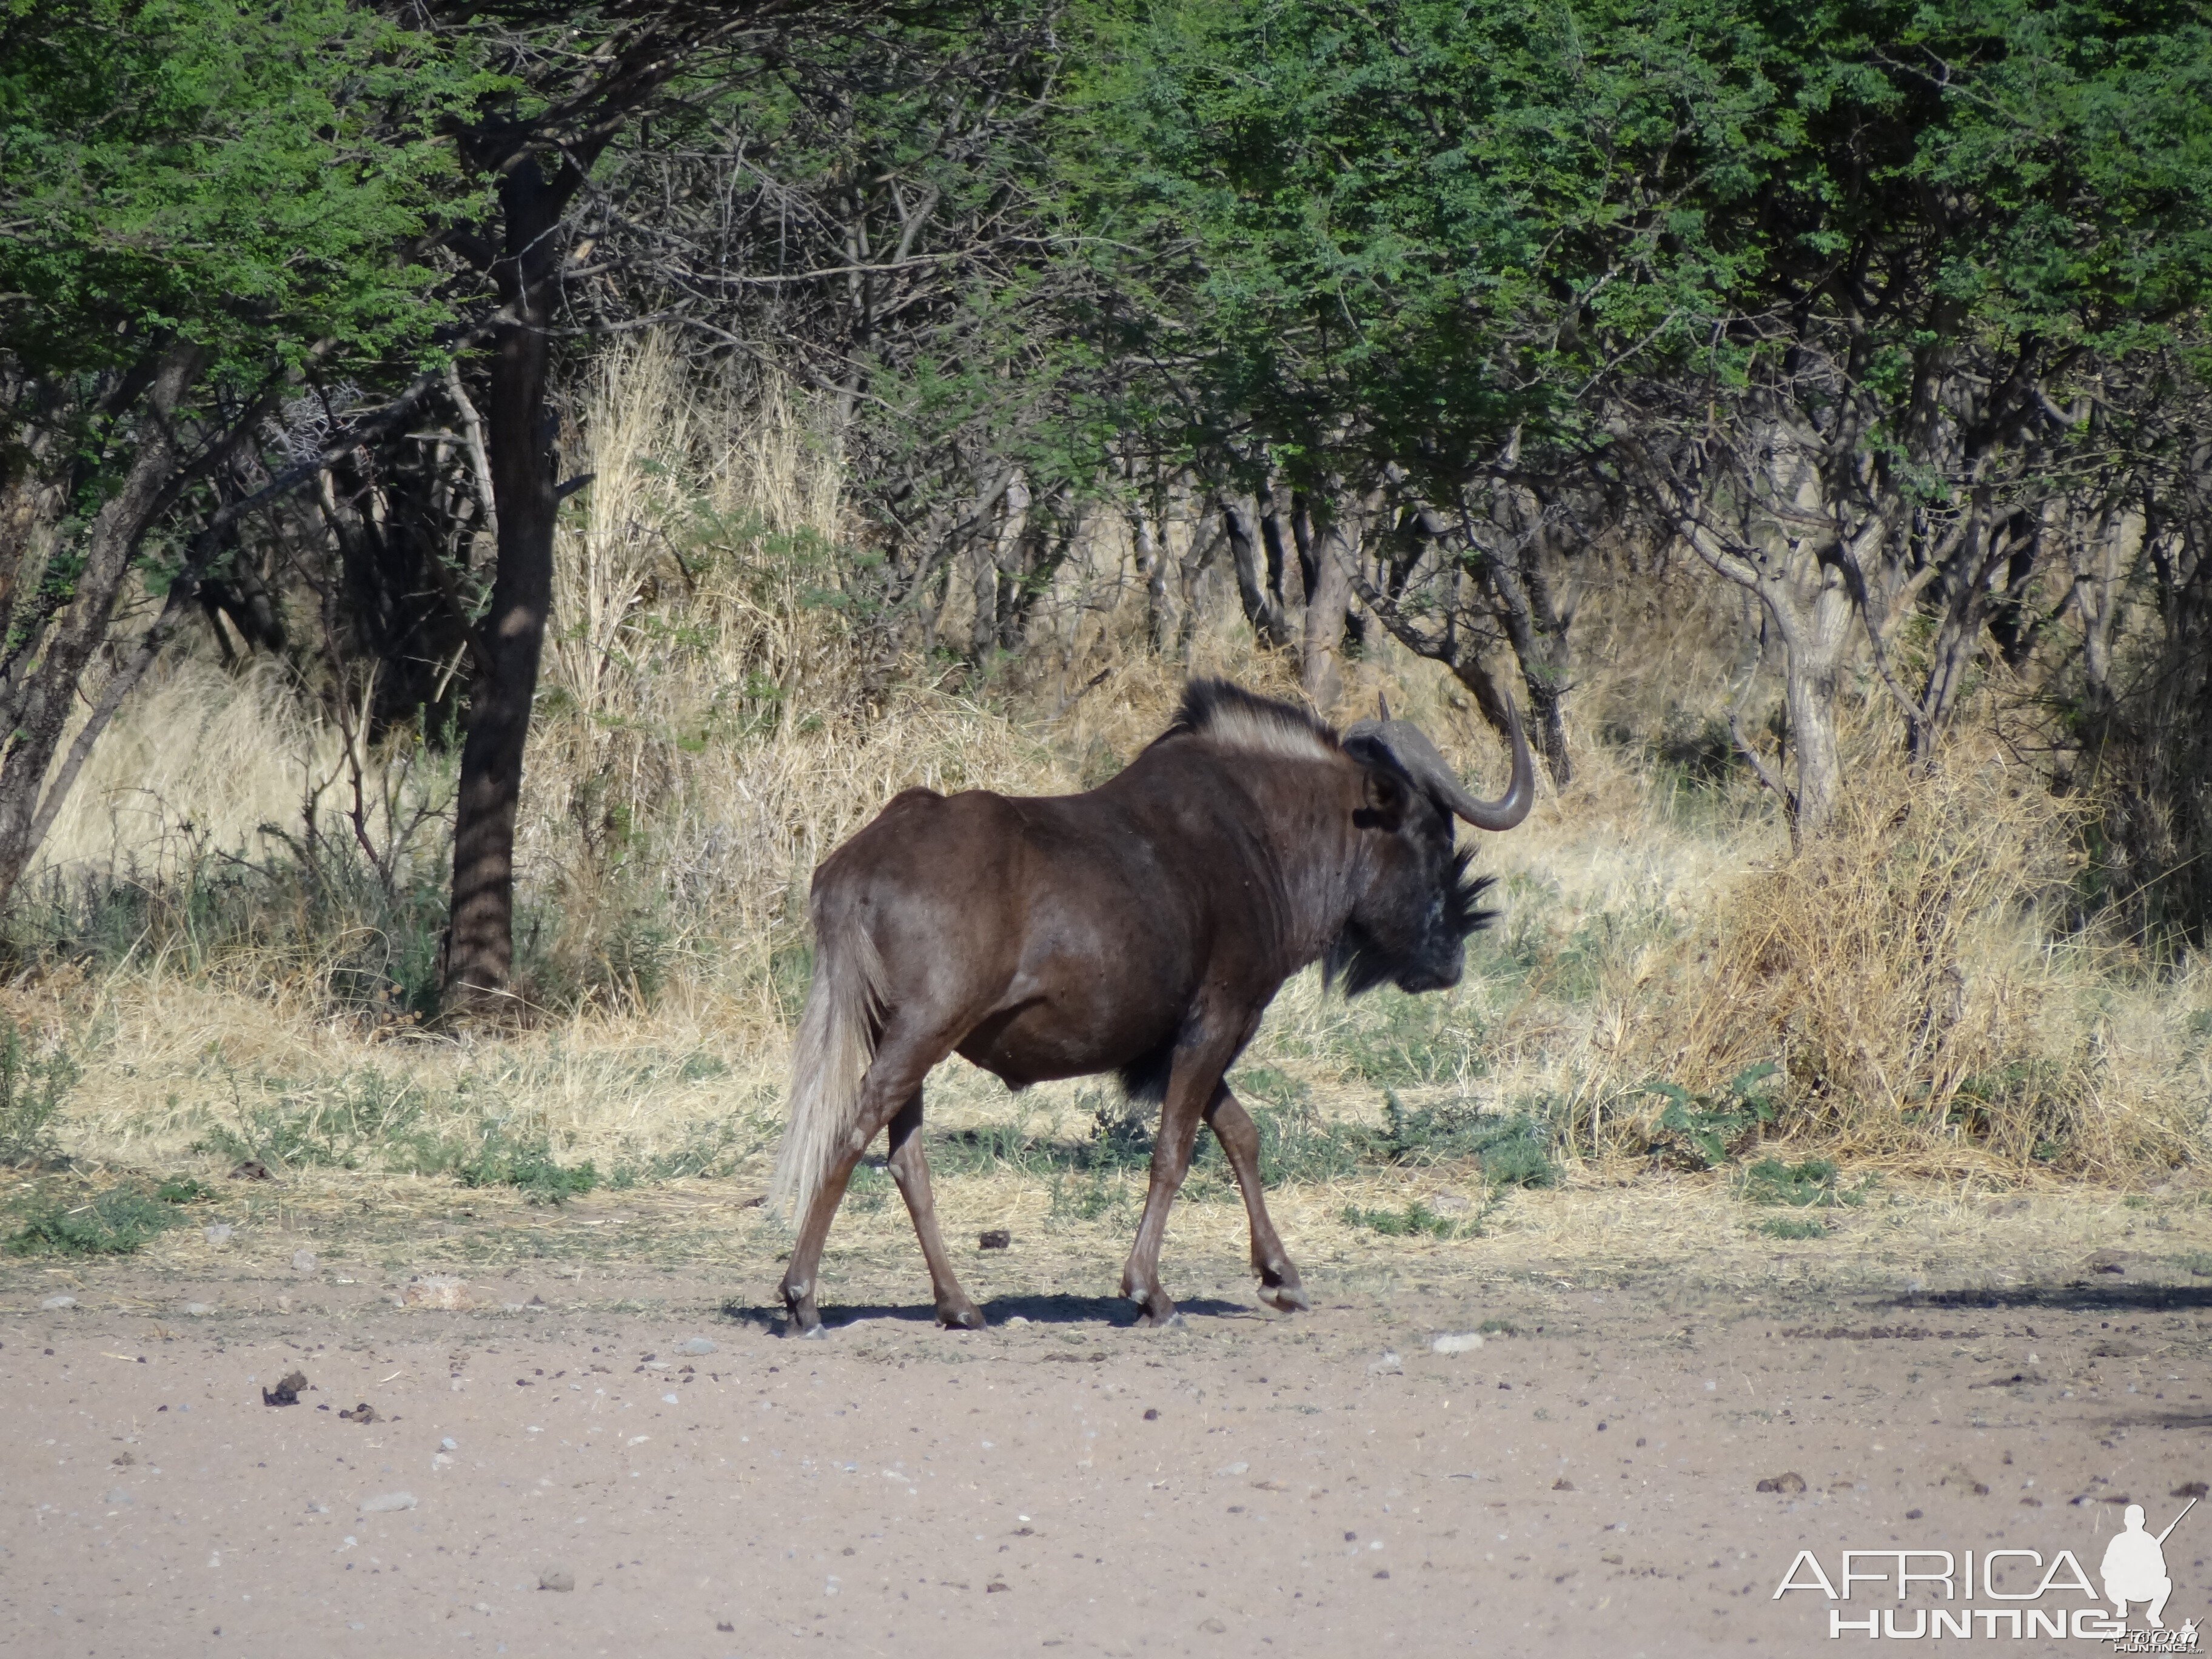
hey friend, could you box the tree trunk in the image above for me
[1224,497,1290,648]
[0,342,205,909]
[442,159,568,1016]
[1775,569,1854,837]
[1300,505,1356,712]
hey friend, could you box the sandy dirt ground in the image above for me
[3,1182,2210,1658]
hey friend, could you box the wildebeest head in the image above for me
[1330,695,1535,995]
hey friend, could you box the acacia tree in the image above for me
[0,0,472,910]
[416,1,847,1016]
[1071,0,2212,829]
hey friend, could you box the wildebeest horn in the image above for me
[1344,696,1535,832]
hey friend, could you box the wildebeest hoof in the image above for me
[788,1319,828,1339]
[938,1303,985,1330]
[1138,1309,1185,1330]
[1259,1281,1310,1313]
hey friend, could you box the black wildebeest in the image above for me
[769,680,1533,1333]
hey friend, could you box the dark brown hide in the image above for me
[770,682,1530,1333]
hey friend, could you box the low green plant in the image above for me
[1340,1200,1469,1239]
[1639,1063,1779,1168]
[7,1186,183,1255]
[1048,1168,1131,1224]
[1740,1156,1868,1209]
[451,1128,598,1205]
[1754,1215,1830,1241]
[0,1017,79,1168]
[153,1176,215,1204]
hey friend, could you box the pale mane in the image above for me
[1172,680,1338,763]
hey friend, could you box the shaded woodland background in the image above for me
[0,0,2208,1206]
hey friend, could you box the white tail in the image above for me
[768,913,886,1222]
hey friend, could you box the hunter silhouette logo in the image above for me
[2105,1499,2196,1630]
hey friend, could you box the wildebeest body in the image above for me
[772,681,1532,1334]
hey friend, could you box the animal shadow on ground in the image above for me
[1883,1284,2212,1313]
[715,1293,1252,1335]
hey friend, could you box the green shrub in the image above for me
[450,1128,598,1205]
[7,1187,183,1255]
[1754,1215,1830,1240]
[0,1017,79,1168]
[1340,1200,1469,1239]
[1740,1157,1868,1209]
[153,1176,215,1204]
[1640,1063,1778,1168]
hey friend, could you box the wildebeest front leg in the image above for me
[885,1092,984,1330]
[1204,1085,1307,1312]
[1120,1043,1229,1326]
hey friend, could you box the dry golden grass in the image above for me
[4,333,2206,1218]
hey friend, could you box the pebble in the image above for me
[1215,1461,1249,1476]
[662,1392,679,1404]
[203,1224,234,1246]
[38,1295,75,1311]
[441,1437,458,1452]
[403,1276,472,1310]
[539,1566,575,1593]
[1755,1472,1808,1495]
[360,1491,417,1513]
[1432,1332,1484,1355]
[1004,1316,1031,1328]
[291,1249,318,1274]
[679,1337,717,1356]
[102,1488,132,1505]
[184,1302,215,1317]
[1367,1350,1403,1375]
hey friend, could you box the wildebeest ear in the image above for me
[1356,765,1408,830]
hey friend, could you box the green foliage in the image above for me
[0,0,487,378]
[1379,1090,1558,1187]
[450,1129,598,1207]
[7,1185,183,1255]
[153,1175,213,1205]
[1339,1200,1469,1239]
[1336,991,1486,1088]
[1066,0,2212,488]
[1754,1215,1831,1241]
[0,1016,78,1167]
[1640,1064,1780,1170]
[1741,1157,1869,1209]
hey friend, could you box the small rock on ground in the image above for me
[1755,1472,1808,1495]
[539,1567,575,1593]
[359,1490,416,1513]
[1431,1332,1484,1355]
[38,1295,76,1311]
[679,1337,717,1356]
[290,1250,317,1274]
[203,1224,233,1245]
[403,1275,471,1310]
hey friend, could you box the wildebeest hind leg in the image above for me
[885,1092,984,1329]
[1204,1085,1308,1312]
[780,1031,951,1336]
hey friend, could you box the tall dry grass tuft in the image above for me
[1604,752,2194,1177]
